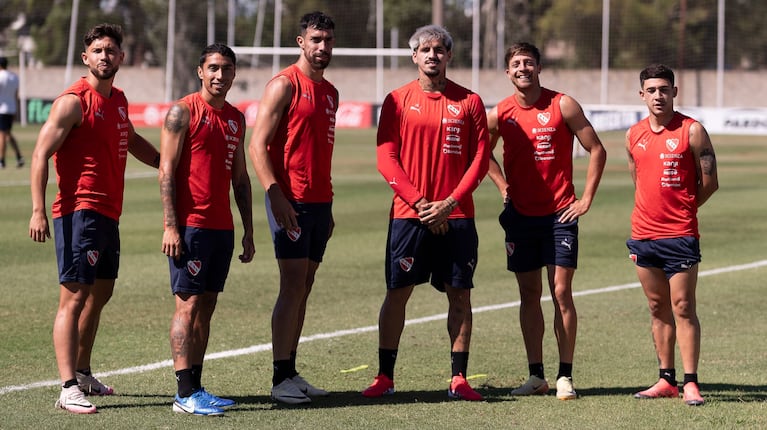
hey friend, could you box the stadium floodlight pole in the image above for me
[376,0,384,102]
[272,0,282,76]
[716,0,725,107]
[165,0,176,103]
[251,0,267,68]
[207,0,215,45]
[600,0,610,105]
[64,0,80,85]
[471,0,479,92]
[227,0,235,46]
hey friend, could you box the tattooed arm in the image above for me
[159,102,190,259]
[689,121,719,207]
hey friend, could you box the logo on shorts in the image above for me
[629,253,637,263]
[287,227,302,242]
[86,250,99,266]
[187,260,202,276]
[399,257,414,272]
[505,242,515,256]
[560,238,573,251]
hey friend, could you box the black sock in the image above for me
[451,351,469,377]
[659,368,677,386]
[379,348,398,380]
[683,373,698,386]
[273,359,293,386]
[529,363,545,380]
[192,364,203,390]
[557,362,573,379]
[289,351,298,378]
[76,368,92,376]
[175,368,195,398]
[62,378,78,388]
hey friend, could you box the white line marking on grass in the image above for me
[2,259,766,396]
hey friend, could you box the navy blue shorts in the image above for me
[0,114,13,131]
[626,236,701,278]
[385,218,478,292]
[498,203,578,272]
[266,196,332,262]
[54,209,120,284]
[169,226,234,295]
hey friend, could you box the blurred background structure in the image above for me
[1,0,766,132]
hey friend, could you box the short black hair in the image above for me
[199,43,237,67]
[299,11,335,35]
[83,23,124,49]
[640,64,675,87]
[504,42,541,67]
[0,57,7,69]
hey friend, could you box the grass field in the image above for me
[1,126,766,429]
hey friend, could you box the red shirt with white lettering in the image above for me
[496,88,576,216]
[52,78,130,221]
[377,79,490,219]
[267,64,337,203]
[628,112,699,239]
[174,92,245,230]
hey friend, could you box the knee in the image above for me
[672,298,696,320]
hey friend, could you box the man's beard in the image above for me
[91,65,119,81]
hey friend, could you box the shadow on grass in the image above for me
[226,386,515,410]
[576,383,767,402]
[92,382,766,412]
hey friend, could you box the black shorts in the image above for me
[499,203,578,272]
[385,218,478,292]
[168,226,234,295]
[266,196,332,262]
[626,236,701,279]
[0,114,14,132]
[54,209,120,284]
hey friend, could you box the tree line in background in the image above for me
[1,0,765,96]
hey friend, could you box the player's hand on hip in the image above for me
[559,199,590,223]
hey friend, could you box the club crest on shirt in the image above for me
[287,227,302,242]
[118,107,127,121]
[187,260,202,276]
[228,119,239,134]
[86,250,100,266]
[666,138,679,152]
[505,242,515,256]
[326,94,335,109]
[536,112,551,126]
[399,257,414,272]
[447,104,461,117]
